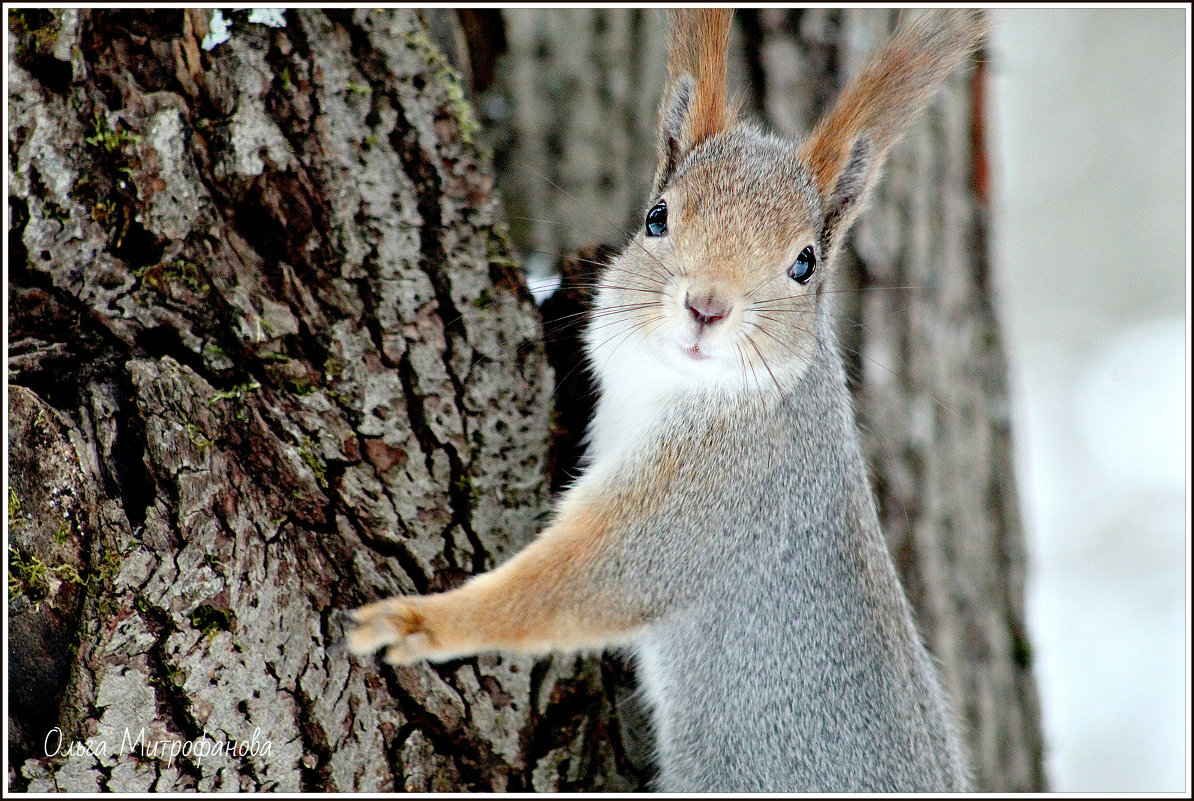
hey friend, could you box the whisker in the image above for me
[585,301,660,319]
[570,283,662,296]
[530,168,676,283]
[748,317,819,356]
[541,300,661,332]
[738,339,764,393]
[742,320,816,377]
[584,308,660,336]
[598,266,668,288]
[547,345,600,400]
[744,333,785,398]
[838,339,961,420]
[449,296,652,385]
[743,263,793,300]
[544,313,658,401]
[521,249,669,295]
[590,316,658,374]
[747,315,960,420]
[733,341,749,391]
[508,214,585,228]
[749,284,924,309]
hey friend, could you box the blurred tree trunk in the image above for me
[7,8,644,792]
[481,8,1047,793]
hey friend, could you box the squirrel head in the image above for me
[587,10,988,393]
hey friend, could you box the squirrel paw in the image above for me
[346,597,434,664]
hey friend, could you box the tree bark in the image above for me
[7,9,644,792]
[484,8,1047,792]
[7,7,1046,793]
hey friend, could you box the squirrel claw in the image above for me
[383,633,432,665]
[345,597,427,659]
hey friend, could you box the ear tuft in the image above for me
[652,9,736,196]
[799,10,989,251]
[668,9,735,148]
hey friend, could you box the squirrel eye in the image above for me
[788,245,816,284]
[645,201,668,237]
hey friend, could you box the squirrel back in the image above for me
[349,8,986,792]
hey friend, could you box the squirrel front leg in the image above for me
[348,485,648,664]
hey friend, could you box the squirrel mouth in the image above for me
[684,343,710,361]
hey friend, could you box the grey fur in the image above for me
[588,316,971,791]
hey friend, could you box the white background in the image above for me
[989,7,1188,792]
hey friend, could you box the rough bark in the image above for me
[479,10,669,272]
[485,8,1046,792]
[7,8,644,792]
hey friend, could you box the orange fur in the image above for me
[667,8,736,147]
[798,10,988,198]
[348,487,651,662]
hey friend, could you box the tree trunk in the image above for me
[483,8,1047,792]
[7,9,644,792]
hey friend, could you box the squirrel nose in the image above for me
[685,290,731,327]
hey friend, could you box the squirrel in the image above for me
[349,8,986,792]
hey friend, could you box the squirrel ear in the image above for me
[651,9,736,197]
[819,134,873,254]
[797,10,988,252]
[653,76,695,197]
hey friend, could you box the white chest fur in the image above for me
[584,340,682,468]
